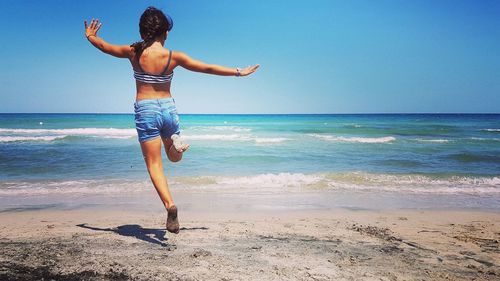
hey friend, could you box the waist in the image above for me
[134,97,176,109]
[135,82,171,99]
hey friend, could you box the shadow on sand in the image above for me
[76,224,209,247]
[77,223,170,247]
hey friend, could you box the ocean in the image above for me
[1,113,499,211]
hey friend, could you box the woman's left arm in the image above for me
[84,19,133,59]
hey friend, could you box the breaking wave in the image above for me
[414,139,450,143]
[308,134,396,143]
[0,136,68,142]
[186,126,251,132]
[1,172,499,196]
[0,128,136,141]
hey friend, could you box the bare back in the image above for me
[130,46,178,101]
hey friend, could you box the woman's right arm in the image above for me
[175,52,259,77]
[84,19,133,59]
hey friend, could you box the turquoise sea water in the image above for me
[0,113,499,210]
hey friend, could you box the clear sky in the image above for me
[1,0,499,113]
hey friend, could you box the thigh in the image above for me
[162,137,173,149]
[140,137,163,167]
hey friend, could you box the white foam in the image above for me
[309,134,395,143]
[468,137,500,142]
[183,134,252,141]
[482,129,500,132]
[0,128,136,140]
[215,173,322,188]
[0,180,149,196]
[254,137,289,143]
[183,134,290,144]
[171,173,325,192]
[0,136,67,142]
[336,136,395,143]
[1,173,499,196]
[343,123,362,128]
[0,128,136,136]
[187,126,251,132]
[414,139,450,143]
[324,172,500,194]
[172,173,500,195]
[101,135,135,139]
[0,127,289,144]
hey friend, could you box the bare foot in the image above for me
[166,205,180,234]
[171,134,189,153]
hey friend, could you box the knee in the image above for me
[167,153,182,163]
[167,146,183,163]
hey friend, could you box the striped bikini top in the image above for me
[133,50,173,84]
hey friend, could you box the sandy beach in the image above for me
[1,204,499,280]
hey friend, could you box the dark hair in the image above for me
[131,7,173,58]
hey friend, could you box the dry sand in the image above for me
[0,208,499,280]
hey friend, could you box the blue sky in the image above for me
[1,0,499,113]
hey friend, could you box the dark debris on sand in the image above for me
[0,238,187,281]
[0,262,129,281]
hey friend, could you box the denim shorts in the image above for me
[134,98,181,143]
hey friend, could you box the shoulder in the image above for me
[124,45,135,58]
[171,50,189,61]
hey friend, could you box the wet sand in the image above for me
[0,208,499,280]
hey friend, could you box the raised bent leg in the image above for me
[162,137,183,162]
[140,137,174,210]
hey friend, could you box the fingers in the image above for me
[96,22,102,32]
[246,64,259,70]
[85,18,102,36]
[243,64,260,75]
[236,64,260,76]
[89,18,100,30]
[248,64,259,73]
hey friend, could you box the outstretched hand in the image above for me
[240,64,260,76]
[84,18,102,38]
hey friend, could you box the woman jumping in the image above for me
[84,7,259,234]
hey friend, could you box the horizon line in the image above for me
[1,112,499,115]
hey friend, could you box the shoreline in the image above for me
[1,208,498,280]
[2,186,499,214]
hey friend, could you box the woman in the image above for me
[84,7,259,234]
